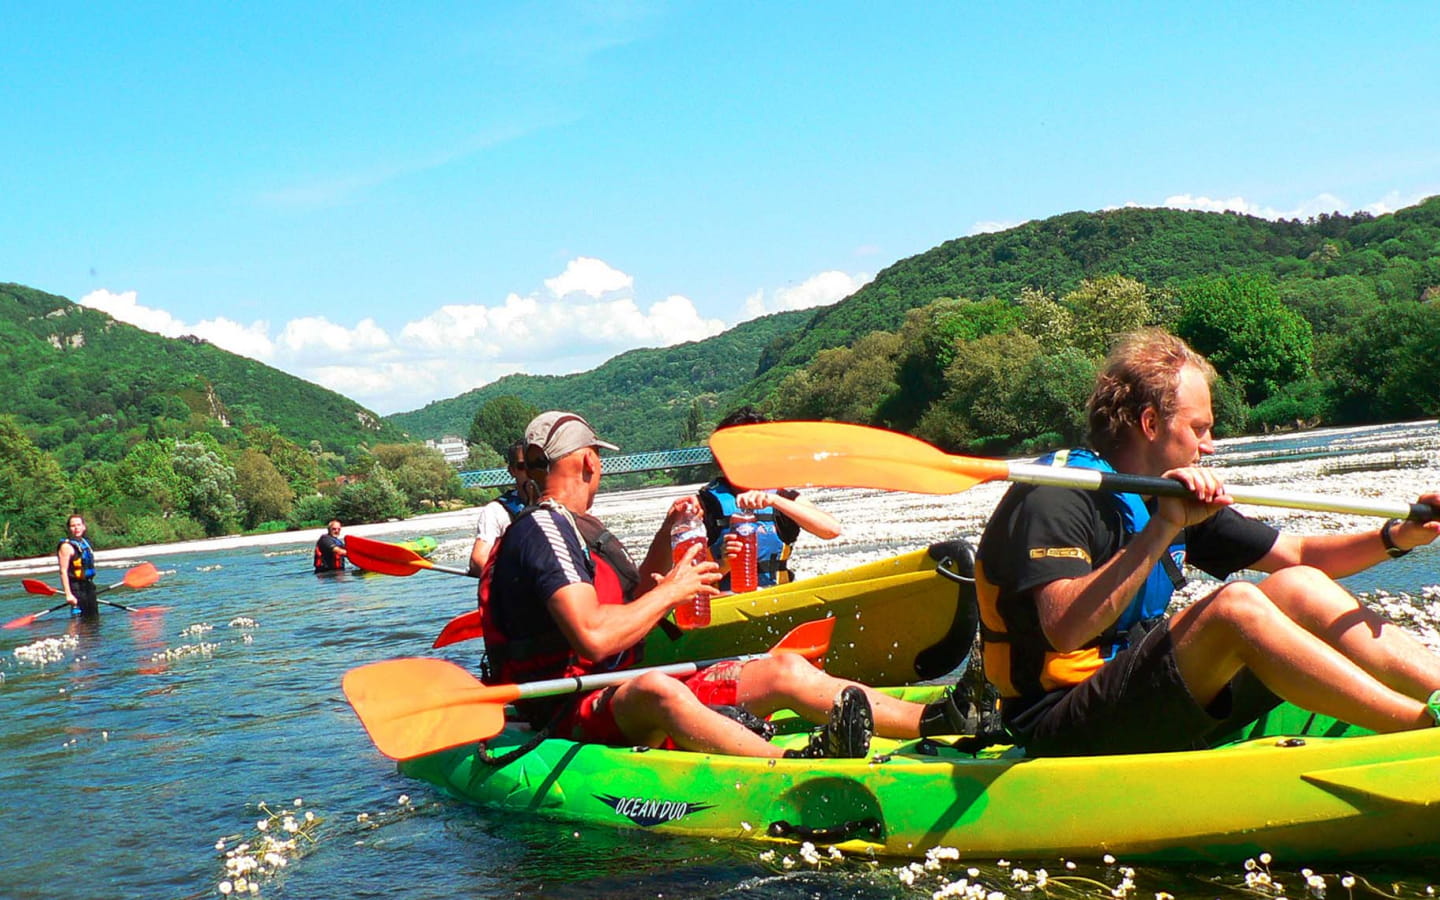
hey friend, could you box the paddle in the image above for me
[345,534,473,577]
[7,563,163,628]
[345,617,836,761]
[432,609,482,648]
[710,421,1440,522]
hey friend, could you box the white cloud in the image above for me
[79,257,740,415]
[544,256,634,298]
[1148,189,1434,222]
[968,219,1026,236]
[738,270,872,322]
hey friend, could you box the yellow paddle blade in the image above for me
[343,658,517,761]
[709,421,1011,495]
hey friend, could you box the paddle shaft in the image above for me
[501,652,770,705]
[1006,462,1439,522]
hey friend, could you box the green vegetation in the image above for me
[0,284,473,558]
[6,196,1440,557]
[390,197,1440,462]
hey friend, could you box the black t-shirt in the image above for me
[979,484,1279,638]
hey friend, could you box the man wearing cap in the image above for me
[479,410,949,758]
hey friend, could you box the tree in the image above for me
[334,468,409,523]
[1059,275,1156,359]
[172,439,242,536]
[0,415,74,558]
[1175,275,1314,406]
[234,448,295,528]
[468,396,539,458]
[372,443,461,508]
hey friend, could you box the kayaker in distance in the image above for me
[468,440,539,577]
[314,519,348,573]
[481,410,971,758]
[977,328,1440,757]
[57,513,99,619]
[699,406,841,591]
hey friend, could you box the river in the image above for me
[3,421,1439,898]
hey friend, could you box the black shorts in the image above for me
[1003,618,1280,757]
[72,580,98,618]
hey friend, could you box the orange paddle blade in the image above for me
[776,616,835,663]
[433,609,484,647]
[709,421,1011,495]
[121,563,160,590]
[343,658,518,760]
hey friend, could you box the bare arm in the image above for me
[1257,495,1440,577]
[1039,466,1229,652]
[469,538,492,577]
[739,490,841,540]
[57,544,77,604]
[549,546,720,660]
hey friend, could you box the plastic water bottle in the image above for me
[729,511,759,593]
[669,509,712,629]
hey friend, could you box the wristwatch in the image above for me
[1381,519,1411,558]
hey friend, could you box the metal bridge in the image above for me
[459,445,716,488]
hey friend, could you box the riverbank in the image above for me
[5,418,1436,580]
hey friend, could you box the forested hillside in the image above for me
[0,284,457,558]
[391,197,1440,463]
[388,307,813,449]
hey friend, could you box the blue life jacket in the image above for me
[496,488,529,521]
[59,537,96,582]
[699,479,792,589]
[1039,448,1187,655]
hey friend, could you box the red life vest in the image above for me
[478,503,641,689]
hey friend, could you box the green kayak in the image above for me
[398,689,1440,863]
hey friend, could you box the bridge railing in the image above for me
[460,445,716,488]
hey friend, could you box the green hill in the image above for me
[388,308,814,449]
[0,282,408,468]
[389,197,1440,454]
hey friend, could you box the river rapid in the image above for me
[3,421,1440,899]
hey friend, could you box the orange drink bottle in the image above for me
[729,511,759,593]
[670,512,712,629]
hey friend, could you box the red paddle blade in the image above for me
[22,579,58,597]
[350,554,422,577]
[3,612,42,629]
[433,610,484,648]
[343,658,514,760]
[346,534,426,565]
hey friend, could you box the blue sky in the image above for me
[4,2,1438,415]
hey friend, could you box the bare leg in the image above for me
[1257,565,1440,700]
[610,671,785,757]
[1170,581,1430,733]
[732,654,925,738]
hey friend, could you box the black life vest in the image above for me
[978,448,1187,700]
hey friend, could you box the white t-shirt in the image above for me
[474,500,515,546]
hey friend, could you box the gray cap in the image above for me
[525,411,619,461]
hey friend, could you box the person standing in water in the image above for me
[58,514,98,618]
[314,519,348,573]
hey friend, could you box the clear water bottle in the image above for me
[669,509,712,629]
[729,511,759,593]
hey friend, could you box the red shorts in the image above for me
[552,660,745,746]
